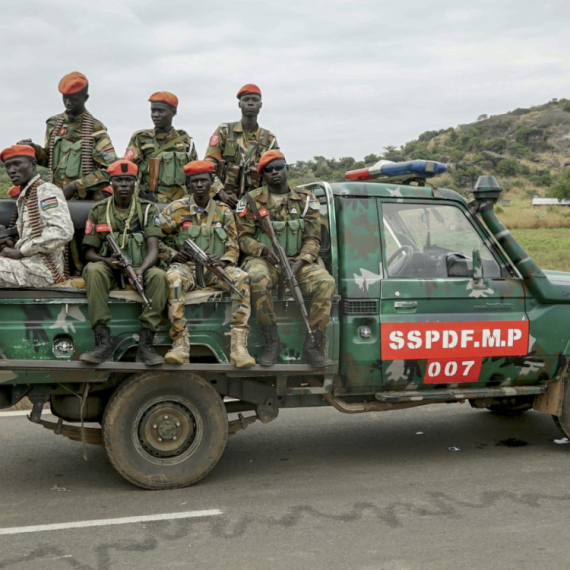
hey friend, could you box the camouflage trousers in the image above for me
[0,257,54,288]
[166,263,251,340]
[83,262,168,331]
[241,258,335,330]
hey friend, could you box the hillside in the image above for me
[289,98,570,194]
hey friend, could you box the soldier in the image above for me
[159,160,255,368]
[237,150,334,368]
[19,71,117,200]
[80,160,168,366]
[124,92,198,203]
[204,84,279,208]
[0,145,73,287]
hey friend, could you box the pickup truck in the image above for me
[1,165,569,489]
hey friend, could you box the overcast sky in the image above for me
[1,0,569,164]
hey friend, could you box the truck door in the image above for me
[379,200,529,389]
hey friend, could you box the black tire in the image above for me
[102,372,228,490]
[485,396,534,417]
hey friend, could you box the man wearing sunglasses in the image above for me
[236,150,335,368]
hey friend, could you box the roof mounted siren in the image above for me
[344,159,447,185]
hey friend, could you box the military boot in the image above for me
[301,330,334,368]
[80,324,113,364]
[136,328,165,366]
[258,325,282,367]
[165,331,190,365]
[229,326,256,369]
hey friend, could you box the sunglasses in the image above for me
[263,164,287,173]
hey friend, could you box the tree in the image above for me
[550,170,570,200]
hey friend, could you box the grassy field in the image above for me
[511,228,570,272]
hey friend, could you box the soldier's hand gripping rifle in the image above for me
[244,194,315,343]
[105,235,152,310]
[183,239,242,296]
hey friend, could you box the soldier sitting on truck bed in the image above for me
[159,160,255,368]
[0,145,74,287]
[80,159,168,366]
[204,84,279,209]
[236,150,335,368]
[124,91,198,203]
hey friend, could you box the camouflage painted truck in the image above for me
[1,160,570,490]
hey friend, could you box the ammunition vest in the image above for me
[53,137,83,179]
[99,198,153,267]
[252,192,311,257]
[139,132,193,190]
[221,123,272,191]
[173,203,228,258]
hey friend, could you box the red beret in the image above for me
[8,186,21,198]
[58,72,88,95]
[0,145,36,163]
[237,84,261,99]
[183,160,215,176]
[107,160,138,177]
[149,91,178,108]
[258,150,286,174]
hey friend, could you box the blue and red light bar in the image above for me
[345,159,447,181]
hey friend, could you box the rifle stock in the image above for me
[148,158,160,193]
[105,235,152,310]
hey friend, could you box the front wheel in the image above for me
[102,372,228,490]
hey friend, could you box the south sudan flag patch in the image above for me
[40,197,59,210]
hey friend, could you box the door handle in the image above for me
[394,301,418,309]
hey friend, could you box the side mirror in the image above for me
[472,249,488,289]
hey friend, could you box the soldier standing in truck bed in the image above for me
[19,71,117,201]
[204,84,279,208]
[0,145,74,287]
[124,92,198,203]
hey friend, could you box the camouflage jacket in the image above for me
[159,196,239,265]
[124,128,197,203]
[33,111,117,200]
[204,121,279,196]
[82,197,162,260]
[15,176,74,277]
[236,186,321,263]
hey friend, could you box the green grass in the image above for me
[511,228,570,272]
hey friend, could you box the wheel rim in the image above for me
[133,395,204,466]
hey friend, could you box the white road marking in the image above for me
[0,509,223,536]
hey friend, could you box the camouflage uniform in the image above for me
[82,197,168,331]
[160,196,251,342]
[124,129,198,203]
[237,186,335,331]
[0,176,74,287]
[32,111,117,200]
[204,121,279,197]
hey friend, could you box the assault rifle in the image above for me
[0,225,18,240]
[0,225,19,251]
[183,239,242,296]
[244,194,314,342]
[105,235,152,310]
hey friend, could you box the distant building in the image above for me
[532,197,570,206]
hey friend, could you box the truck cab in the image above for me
[1,166,570,489]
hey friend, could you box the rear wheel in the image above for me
[102,372,228,490]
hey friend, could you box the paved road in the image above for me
[0,403,569,570]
